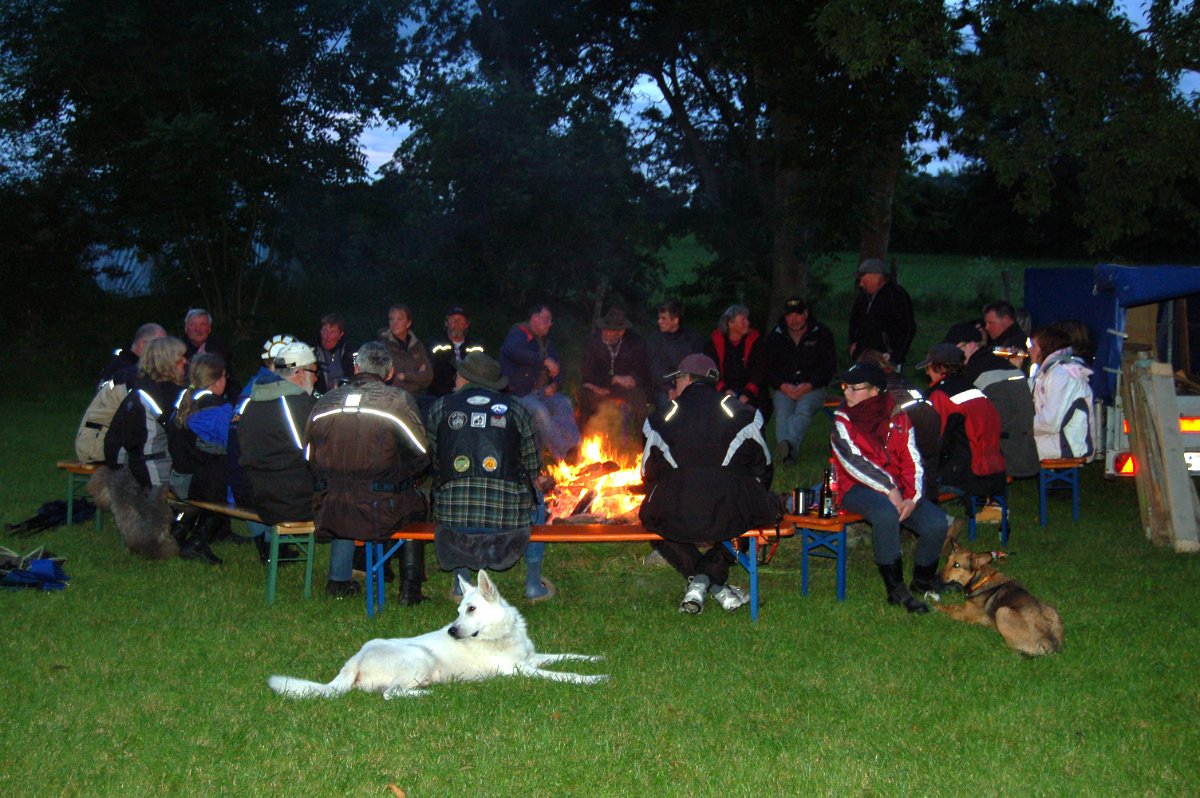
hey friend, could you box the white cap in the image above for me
[275,341,316,369]
[261,334,296,361]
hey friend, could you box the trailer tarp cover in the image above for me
[1025,265,1200,402]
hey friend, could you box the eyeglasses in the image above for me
[303,367,319,375]
[841,383,871,392]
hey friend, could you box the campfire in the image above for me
[545,434,644,524]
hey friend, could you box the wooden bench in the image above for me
[1038,457,1087,526]
[55,460,103,532]
[785,490,963,601]
[183,500,317,604]
[358,523,795,622]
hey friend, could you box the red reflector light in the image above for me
[1114,452,1137,476]
[1122,419,1129,434]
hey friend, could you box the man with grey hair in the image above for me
[704,303,768,419]
[182,308,237,397]
[308,340,432,604]
[848,258,915,370]
[238,341,355,586]
[98,322,167,385]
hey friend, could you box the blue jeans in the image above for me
[840,484,948,567]
[517,391,581,460]
[772,388,828,452]
[328,538,354,581]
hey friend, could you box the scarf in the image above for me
[842,392,896,448]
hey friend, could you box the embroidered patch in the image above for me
[482,456,498,472]
[453,455,471,472]
[470,412,486,428]
[489,415,507,428]
[466,395,490,405]
[448,411,467,430]
[490,403,508,415]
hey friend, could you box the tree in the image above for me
[1,0,412,337]
[951,0,1200,255]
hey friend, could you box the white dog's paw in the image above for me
[383,687,430,700]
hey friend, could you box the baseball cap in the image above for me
[663,353,720,381]
[275,341,317,369]
[858,258,888,275]
[942,321,983,346]
[445,304,469,318]
[915,342,966,370]
[835,362,888,391]
[782,296,807,315]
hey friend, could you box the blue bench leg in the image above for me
[1070,469,1080,522]
[721,539,759,622]
[365,539,406,618]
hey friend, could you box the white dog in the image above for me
[268,571,607,699]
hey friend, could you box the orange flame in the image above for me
[546,434,643,520]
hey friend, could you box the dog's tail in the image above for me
[268,662,357,699]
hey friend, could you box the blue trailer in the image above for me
[1024,265,1200,476]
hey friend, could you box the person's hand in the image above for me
[897,499,916,522]
[544,358,560,378]
[612,375,635,389]
[794,382,813,398]
[583,383,609,396]
[543,383,558,396]
[739,394,751,404]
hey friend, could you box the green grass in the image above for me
[4,384,1200,796]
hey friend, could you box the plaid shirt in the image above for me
[427,385,542,528]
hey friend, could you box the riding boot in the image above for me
[398,540,428,606]
[877,559,928,614]
[179,515,224,566]
[910,561,959,598]
[170,511,199,546]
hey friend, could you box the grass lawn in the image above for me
[3,373,1200,797]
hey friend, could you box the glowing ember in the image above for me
[546,434,644,521]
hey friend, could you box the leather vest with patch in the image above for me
[437,388,524,484]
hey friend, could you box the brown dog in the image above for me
[937,538,1064,656]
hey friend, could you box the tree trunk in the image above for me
[770,162,807,323]
[857,133,905,264]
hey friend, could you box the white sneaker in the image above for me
[709,583,749,612]
[679,577,708,614]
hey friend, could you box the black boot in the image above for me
[179,515,223,566]
[877,559,928,614]
[398,540,428,606]
[910,561,959,598]
[170,511,199,546]
[255,535,299,566]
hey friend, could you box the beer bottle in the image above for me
[819,467,835,518]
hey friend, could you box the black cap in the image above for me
[915,342,966,370]
[783,296,807,315]
[835,363,888,391]
[943,321,983,346]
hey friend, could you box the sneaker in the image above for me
[325,579,361,598]
[709,583,750,612]
[679,577,708,614]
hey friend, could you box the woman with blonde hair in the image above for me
[168,353,231,564]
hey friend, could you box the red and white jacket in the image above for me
[831,398,924,503]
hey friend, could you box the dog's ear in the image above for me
[476,569,498,601]
[970,551,994,569]
[456,572,473,597]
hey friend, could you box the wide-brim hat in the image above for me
[455,352,508,391]
[664,353,719,382]
[597,308,632,330]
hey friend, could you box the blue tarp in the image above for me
[1025,265,1200,402]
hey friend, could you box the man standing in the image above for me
[238,341,358,594]
[578,308,652,446]
[639,354,782,614]
[499,304,581,462]
[765,296,836,464]
[944,321,1040,478]
[427,353,552,601]
[315,313,355,395]
[379,304,433,401]
[427,305,486,398]
[307,341,432,604]
[644,299,704,411]
[848,259,916,370]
